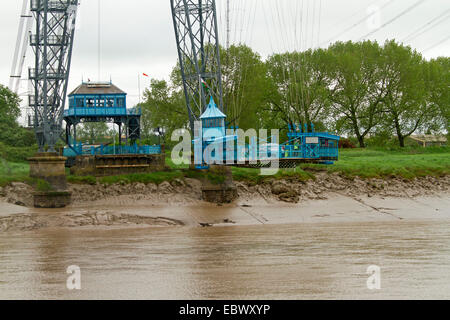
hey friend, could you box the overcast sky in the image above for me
[1,0,449,119]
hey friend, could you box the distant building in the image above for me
[409,135,447,147]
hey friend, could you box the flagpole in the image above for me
[138,73,141,106]
[199,74,202,112]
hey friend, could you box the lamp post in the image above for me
[159,127,166,145]
[154,127,166,145]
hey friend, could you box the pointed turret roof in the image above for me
[200,97,226,119]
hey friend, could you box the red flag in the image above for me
[143,73,149,77]
[200,78,209,89]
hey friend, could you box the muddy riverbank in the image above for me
[0,173,449,232]
[1,173,449,208]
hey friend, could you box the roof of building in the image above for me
[68,81,126,96]
[409,135,447,143]
[200,97,226,119]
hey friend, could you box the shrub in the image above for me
[339,139,356,149]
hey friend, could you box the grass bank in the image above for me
[0,161,30,187]
[1,146,449,187]
[299,146,450,179]
[0,160,53,191]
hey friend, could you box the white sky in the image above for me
[1,0,449,123]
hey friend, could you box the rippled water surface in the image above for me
[1,221,450,299]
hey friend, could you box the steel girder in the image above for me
[29,0,78,152]
[170,0,224,132]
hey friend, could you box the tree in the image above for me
[266,49,331,132]
[427,57,449,135]
[325,41,386,148]
[77,122,109,144]
[0,84,21,145]
[380,41,435,147]
[221,44,271,130]
[141,78,188,147]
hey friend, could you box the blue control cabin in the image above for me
[281,124,340,163]
[194,97,340,167]
[63,81,160,158]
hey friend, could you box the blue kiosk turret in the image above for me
[195,97,237,167]
[200,97,226,140]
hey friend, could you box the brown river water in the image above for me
[1,217,450,299]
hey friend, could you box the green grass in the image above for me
[0,160,30,187]
[67,169,227,186]
[300,146,450,179]
[0,143,36,163]
[165,150,191,170]
[0,160,54,190]
[1,146,449,188]
[68,171,185,186]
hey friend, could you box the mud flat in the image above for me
[0,174,449,232]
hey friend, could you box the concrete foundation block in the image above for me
[28,152,71,208]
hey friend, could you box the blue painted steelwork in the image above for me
[200,97,227,141]
[194,98,340,168]
[194,97,237,168]
[63,143,161,157]
[63,81,160,158]
[280,124,340,161]
[63,106,141,117]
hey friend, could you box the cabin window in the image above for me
[117,97,125,108]
[97,96,105,107]
[76,98,84,107]
[86,98,94,108]
[106,97,114,107]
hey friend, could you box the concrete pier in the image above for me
[28,152,71,208]
[201,165,238,204]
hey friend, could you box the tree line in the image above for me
[142,40,449,148]
[0,40,448,152]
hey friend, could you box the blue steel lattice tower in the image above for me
[29,0,78,152]
[170,0,225,132]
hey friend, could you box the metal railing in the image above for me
[29,68,66,79]
[64,143,161,157]
[29,94,58,106]
[30,34,68,46]
[31,0,78,11]
[63,106,141,118]
[64,107,129,117]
